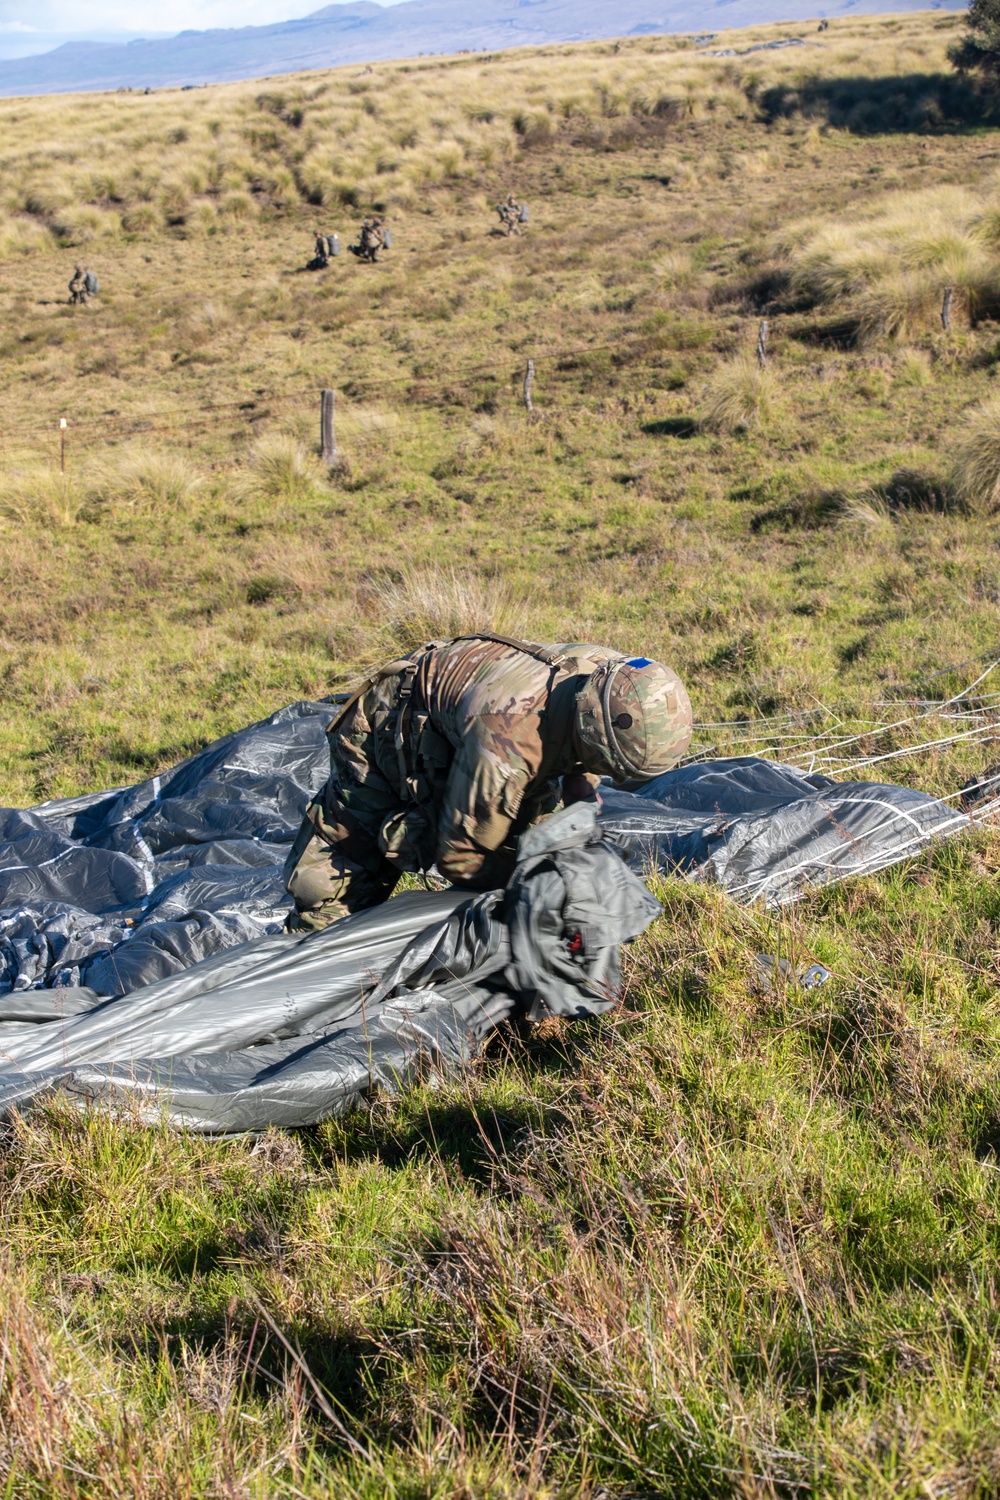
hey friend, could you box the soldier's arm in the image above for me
[562,771,602,805]
[434,713,540,888]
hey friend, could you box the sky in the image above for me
[0,0,405,58]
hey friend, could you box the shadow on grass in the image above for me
[758,71,996,134]
[642,417,699,438]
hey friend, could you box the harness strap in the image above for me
[447,631,572,669]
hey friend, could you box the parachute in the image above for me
[0,702,973,1131]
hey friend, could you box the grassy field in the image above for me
[5,10,1000,1495]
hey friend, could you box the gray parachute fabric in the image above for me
[0,704,971,998]
[599,757,970,907]
[0,701,330,997]
[0,805,659,1132]
[0,701,975,1132]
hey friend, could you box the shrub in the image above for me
[949,0,1000,85]
[702,353,774,433]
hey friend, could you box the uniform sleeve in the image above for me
[434,712,543,888]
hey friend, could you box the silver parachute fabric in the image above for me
[0,701,970,1131]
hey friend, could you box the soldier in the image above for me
[496,193,523,236]
[313,232,329,267]
[284,633,692,930]
[68,264,87,304]
[359,216,386,262]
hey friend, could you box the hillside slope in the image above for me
[3,13,1000,1497]
[0,0,965,95]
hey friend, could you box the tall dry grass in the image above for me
[950,393,1000,512]
[0,11,961,257]
[359,566,533,665]
[781,185,1000,343]
[702,352,774,433]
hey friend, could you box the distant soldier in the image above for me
[68,264,87,304]
[496,193,525,236]
[359,216,386,262]
[283,633,693,930]
[313,232,329,267]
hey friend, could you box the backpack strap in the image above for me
[448,631,571,669]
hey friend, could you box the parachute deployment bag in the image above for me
[381,228,392,249]
[84,271,100,295]
[519,204,529,223]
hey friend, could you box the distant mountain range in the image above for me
[0,0,965,98]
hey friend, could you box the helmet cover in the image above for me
[574,656,693,781]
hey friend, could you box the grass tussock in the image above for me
[950,393,1000,512]
[0,11,971,258]
[702,352,774,433]
[243,433,327,504]
[360,565,533,664]
[782,185,1000,343]
[0,467,84,528]
[91,445,204,512]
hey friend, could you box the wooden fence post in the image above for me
[941,286,954,332]
[523,359,534,414]
[320,388,336,465]
[756,319,769,369]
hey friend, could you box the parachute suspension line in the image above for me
[689,650,1000,779]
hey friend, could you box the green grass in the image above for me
[3,11,1000,1495]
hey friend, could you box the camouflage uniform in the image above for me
[284,633,692,929]
[497,195,522,236]
[68,265,87,304]
[360,217,385,262]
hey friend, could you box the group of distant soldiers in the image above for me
[305,197,526,273]
[68,264,99,304]
[306,216,392,269]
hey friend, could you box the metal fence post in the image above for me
[941,286,954,332]
[756,319,769,369]
[321,389,336,465]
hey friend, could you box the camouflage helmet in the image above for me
[573,656,692,781]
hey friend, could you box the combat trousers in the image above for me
[283,763,407,930]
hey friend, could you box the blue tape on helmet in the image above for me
[624,656,653,669]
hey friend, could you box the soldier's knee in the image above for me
[285,898,349,933]
[285,852,351,911]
